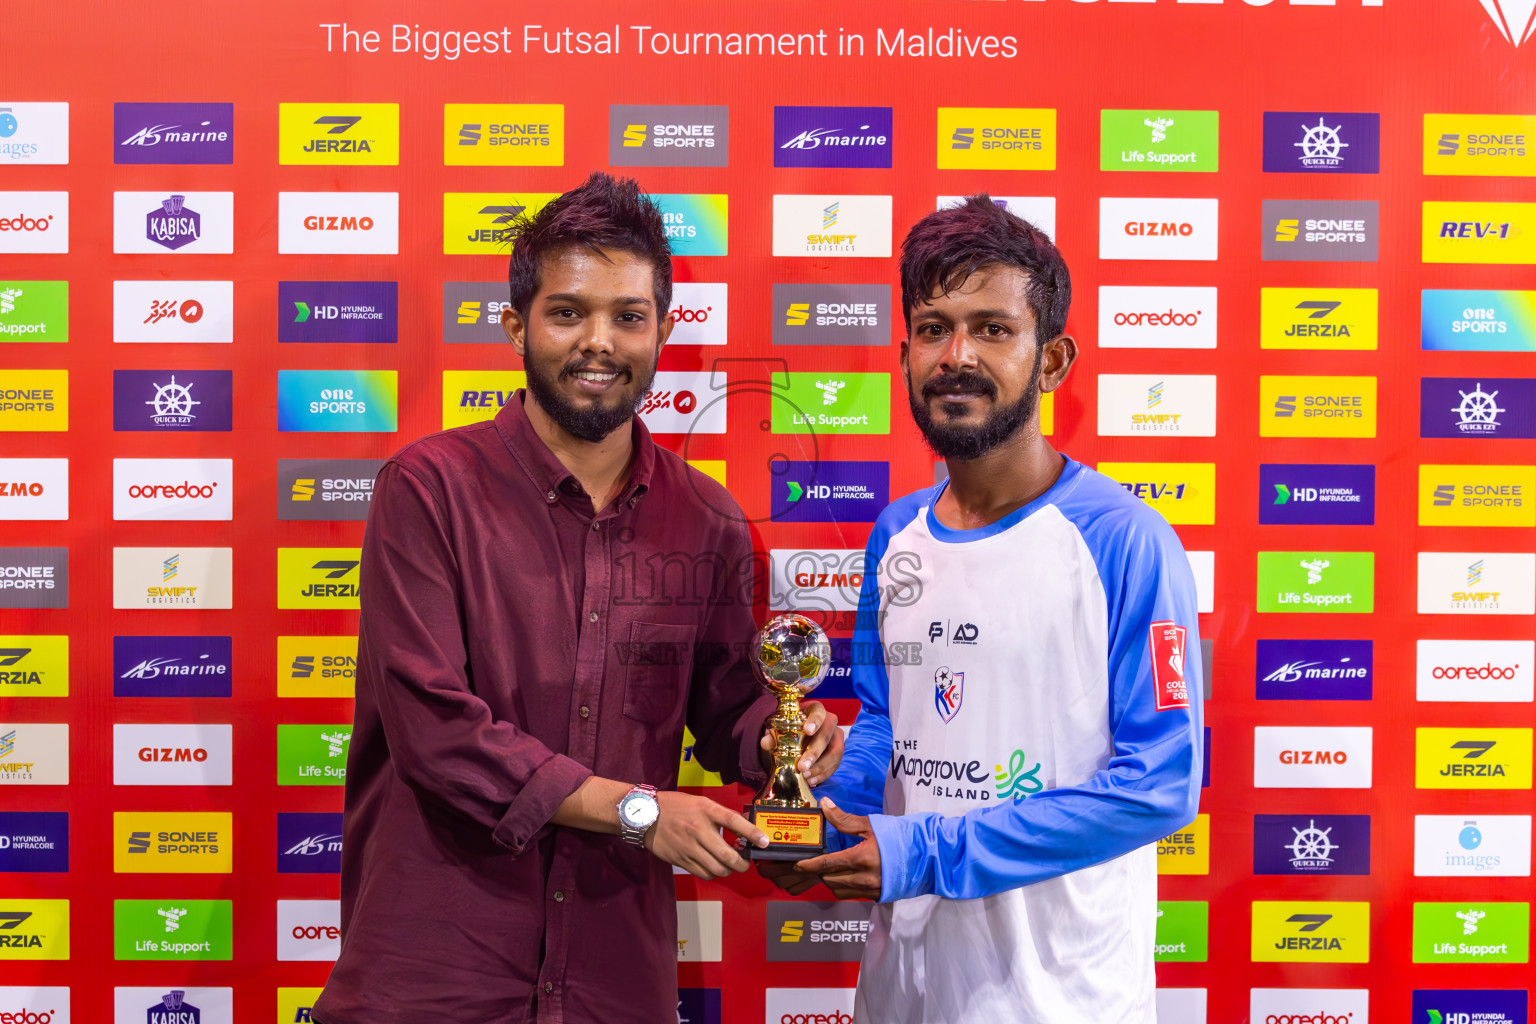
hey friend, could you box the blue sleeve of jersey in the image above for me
[868,511,1204,902]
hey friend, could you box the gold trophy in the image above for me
[746,613,832,861]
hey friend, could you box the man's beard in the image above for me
[524,341,659,443]
[907,364,1040,461]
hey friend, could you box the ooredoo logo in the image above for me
[0,986,69,1023]
[667,283,728,346]
[764,989,857,1024]
[1098,286,1217,349]
[113,459,232,521]
[277,899,341,961]
[1417,639,1534,702]
[1249,989,1369,1024]
[0,193,68,254]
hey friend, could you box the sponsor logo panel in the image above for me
[113,635,231,698]
[0,458,67,520]
[1251,901,1370,963]
[112,369,231,432]
[771,373,890,435]
[442,370,525,428]
[112,192,233,255]
[936,107,1055,170]
[1155,990,1206,1024]
[1096,375,1216,436]
[113,987,232,1024]
[1416,639,1533,702]
[676,901,723,962]
[114,102,234,164]
[0,369,68,431]
[113,899,231,960]
[1154,901,1209,961]
[653,194,728,256]
[608,104,728,167]
[0,636,68,697]
[1414,815,1532,877]
[1259,286,1378,350]
[1263,111,1381,173]
[1097,286,1216,349]
[677,988,722,1024]
[1256,551,1374,613]
[0,192,69,254]
[775,106,892,168]
[277,724,353,785]
[666,282,728,346]
[442,193,558,255]
[1099,197,1218,261]
[0,900,69,960]
[766,901,871,962]
[1412,902,1530,963]
[1424,201,1536,264]
[0,280,68,342]
[1256,639,1372,700]
[678,726,725,787]
[1100,109,1218,172]
[1253,726,1373,788]
[113,458,232,521]
[111,812,231,873]
[1424,113,1536,176]
[112,724,232,786]
[0,811,68,872]
[1263,199,1379,261]
[441,281,512,343]
[1421,377,1536,439]
[772,284,890,346]
[277,636,357,699]
[1422,289,1536,351]
[112,280,232,344]
[1418,464,1535,527]
[277,548,362,611]
[767,549,868,614]
[637,371,726,434]
[1096,462,1215,524]
[111,548,232,610]
[0,987,70,1022]
[1250,990,1371,1024]
[769,461,888,524]
[1258,464,1375,526]
[1156,813,1209,875]
[0,548,68,609]
[277,989,326,1024]
[1417,552,1536,615]
[278,192,398,255]
[763,988,855,1024]
[1253,814,1370,875]
[0,103,68,164]
[278,812,344,874]
[444,103,563,165]
[277,900,341,961]
[278,103,399,165]
[277,370,396,432]
[772,195,893,258]
[1416,727,1532,789]
[0,724,68,785]
[278,459,381,522]
[1260,375,1377,438]
[277,281,398,344]
[1412,990,1527,1024]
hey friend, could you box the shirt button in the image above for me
[579,705,590,719]
[546,490,556,502]
[544,981,554,994]
[554,890,565,902]
[592,522,601,531]
[588,611,598,622]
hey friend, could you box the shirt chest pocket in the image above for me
[623,621,697,725]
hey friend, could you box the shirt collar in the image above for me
[495,389,655,511]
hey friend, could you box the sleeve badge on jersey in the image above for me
[1149,621,1190,711]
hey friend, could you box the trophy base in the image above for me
[746,804,826,861]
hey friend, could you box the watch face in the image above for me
[623,793,659,829]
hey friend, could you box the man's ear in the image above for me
[655,303,675,356]
[1038,334,1078,394]
[500,305,526,357]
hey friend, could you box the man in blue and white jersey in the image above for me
[763,196,1203,1023]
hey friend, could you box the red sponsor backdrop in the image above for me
[4,0,1536,1020]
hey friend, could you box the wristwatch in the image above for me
[617,784,660,847]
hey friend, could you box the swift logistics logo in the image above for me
[0,635,68,696]
[441,282,512,342]
[113,458,232,521]
[112,192,233,254]
[277,636,358,698]
[775,106,892,168]
[277,548,362,610]
[278,192,399,255]
[1419,465,1535,527]
[441,369,526,428]
[653,194,728,256]
[1100,109,1218,172]
[112,369,232,431]
[772,284,890,346]
[0,280,68,342]
[442,193,558,254]
[1256,639,1373,700]
[771,373,891,435]
[768,461,889,523]
[1418,552,1536,615]
[1417,639,1534,703]
[278,726,353,785]
[1154,901,1209,962]
[0,723,69,785]
[1260,375,1377,437]
[1251,901,1370,963]
[278,103,398,164]
[1262,111,1380,173]
[278,458,382,522]
[936,107,1055,170]
[0,548,68,610]
[277,812,344,873]
[0,192,69,254]
[113,635,232,698]
[112,812,232,873]
[1423,201,1536,264]
[0,458,68,519]
[112,279,231,344]
[0,103,68,164]
[0,899,69,960]
[1259,287,1378,350]
[1253,814,1371,875]
[1415,814,1533,877]
[609,104,728,167]
[278,281,398,344]
[114,101,233,164]
[277,370,397,432]
[1413,989,1528,1024]
[1259,464,1375,526]
[1424,113,1536,176]
[1253,726,1374,788]
[113,899,232,960]
[1416,728,1533,789]
[111,547,232,610]
[446,103,563,165]
[1423,292,1536,351]
[1413,902,1530,964]
[1096,375,1217,436]
[765,901,871,962]
[1095,462,1216,525]
[112,723,232,786]
[1264,199,1379,261]
[772,194,893,257]
[1256,551,1375,613]
[1098,197,1218,261]
[1156,813,1209,874]
[1096,286,1217,349]
[0,811,69,872]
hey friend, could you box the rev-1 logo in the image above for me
[927,620,979,645]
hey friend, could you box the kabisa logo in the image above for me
[936,107,1055,170]
[146,194,200,250]
[277,549,361,610]
[1425,113,1536,174]
[1252,902,1370,963]
[112,192,234,254]
[1260,464,1376,526]
[278,103,399,165]
[144,989,200,1024]
[113,636,231,698]
[1416,728,1533,789]
[1415,814,1533,877]
[1416,639,1534,703]
[115,102,233,164]
[0,192,68,254]
[1262,111,1381,174]
[1254,726,1374,789]
[933,666,964,723]
[1260,287,1379,350]
[442,193,557,255]
[0,635,68,696]
[0,103,68,165]
[1100,109,1218,172]
[1424,201,1536,265]
[608,104,728,167]
[277,812,344,874]
[1263,199,1379,261]
[1419,465,1535,528]
[1412,989,1528,1024]
[1097,286,1217,349]
[1253,815,1371,875]
[1257,639,1372,700]
[445,104,562,166]
[1423,290,1536,352]
[1421,377,1536,438]
[774,106,892,168]
[1261,376,1377,438]
[1098,197,1218,261]
[112,370,232,432]
[278,281,398,344]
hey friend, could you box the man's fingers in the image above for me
[710,804,770,848]
[819,797,864,834]
[801,701,826,735]
[698,830,750,874]
[800,726,844,782]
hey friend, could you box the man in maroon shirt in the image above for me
[312,174,843,1024]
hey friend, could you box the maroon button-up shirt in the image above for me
[312,393,775,1024]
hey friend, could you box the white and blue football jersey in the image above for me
[819,455,1204,1024]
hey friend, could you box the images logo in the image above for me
[113,635,231,698]
[0,192,69,254]
[113,899,231,960]
[445,103,562,165]
[1254,726,1374,789]
[278,812,344,874]
[1100,109,1218,172]
[1415,815,1533,877]
[277,458,381,523]
[1098,197,1218,261]
[112,723,232,787]
[115,101,233,164]
[1154,901,1209,962]
[111,192,231,254]
[278,281,397,344]
[1256,639,1373,700]
[112,813,232,873]
[111,369,231,432]
[278,725,352,786]
[277,548,361,610]
[1096,462,1216,525]
[111,547,232,610]
[1413,902,1530,963]
[1096,375,1216,436]
[1419,465,1535,527]
[1263,199,1379,261]
[1417,639,1534,703]
[769,461,889,524]
[771,373,890,435]
[1097,286,1217,349]
[936,107,1054,170]
[772,194,893,258]
[277,636,357,699]
[0,811,69,873]
[1260,287,1378,350]
[0,548,68,610]
[609,104,727,166]
[0,279,68,343]
[0,458,67,520]
[1418,552,1536,615]
[0,899,69,960]
[765,901,872,962]
[277,370,397,433]
[1253,814,1371,875]
[278,103,398,164]
[1157,813,1210,875]
[1256,551,1374,613]
[1260,375,1377,438]
[771,284,890,346]
[0,103,68,164]
[278,191,399,255]
[0,635,68,697]
[1424,113,1536,175]
[1251,901,1369,963]
[775,106,892,168]
[1424,201,1536,264]
[442,192,558,255]
[1416,728,1533,789]
[1263,111,1380,173]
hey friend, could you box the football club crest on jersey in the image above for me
[934,665,964,723]
[1150,621,1191,710]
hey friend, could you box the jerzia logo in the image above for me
[1251,901,1369,963]
[278,549,362,610]
[1416,727,1533,789]
[279,103,398,165]
[443,193,556,255]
